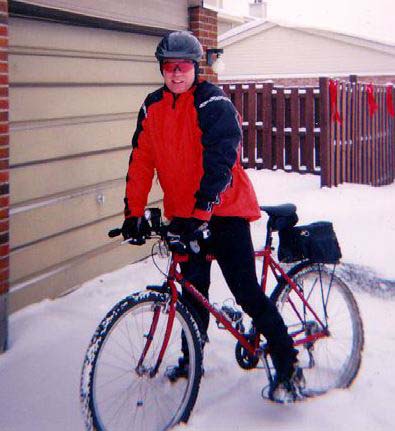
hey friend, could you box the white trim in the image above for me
[219,20,277,47]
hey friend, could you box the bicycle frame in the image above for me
[140,241,330,376]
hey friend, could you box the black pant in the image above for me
[180,216,296,377]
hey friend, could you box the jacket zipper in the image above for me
[172,94,178,109]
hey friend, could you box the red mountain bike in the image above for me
[80,205,364,431]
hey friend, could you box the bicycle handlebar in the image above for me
[107,208,207,254]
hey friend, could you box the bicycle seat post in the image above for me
[264,218,274,250]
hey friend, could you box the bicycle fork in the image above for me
[136,282,178,378]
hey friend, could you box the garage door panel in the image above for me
[10,54,162,84]
[10,210,160,283]
[10,85,157,122]
[11,117,136,165]
[10,17,161,56]
[10,179,163,248]
[10,150,132,204]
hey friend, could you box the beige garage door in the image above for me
[9,17,164,311]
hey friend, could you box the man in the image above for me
[121,31,301,402]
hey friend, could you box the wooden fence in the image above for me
[221,77,395,187]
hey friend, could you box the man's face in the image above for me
[163,59,195,94]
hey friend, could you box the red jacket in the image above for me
[125,80,261,222]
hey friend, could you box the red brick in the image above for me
[0,87,8,98]
[0,38,7,48]
[0,171,8,182]
[0,99,8,110]
[0,2,7,13]
[0,160,8,171]
[0,26,7,37]
[0,123,8,133]
[0,256,8,270]
[0,147,8,158]
[0,52,7,62]
[0,208,8,219]
[0,268,9,282]
[0,111,7,122]
[0,220,8,234]
[0,244,9,255]
[0,135,8,146]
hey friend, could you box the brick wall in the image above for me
[0,0,8,353]
[188,6,218,82]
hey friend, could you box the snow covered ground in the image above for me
[0,170,394,431]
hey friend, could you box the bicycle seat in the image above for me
[259,204,297,217]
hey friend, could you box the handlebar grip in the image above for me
[108,228,122,238]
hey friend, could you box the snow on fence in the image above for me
[220,77,395,187]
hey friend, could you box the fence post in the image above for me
[319,77,331,187]
[392,85,395,183]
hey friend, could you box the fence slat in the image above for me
[341,83,347,183]
[262,83,273,169]
[351,81,357,183]
[275,87,285,170]
[392,87,395,183]
[372,87,378,185]
[319,78,331,186]
[346,82,352,182]
[305,88,315,172]
[361,86,369,184]
[334,83,342,186]
[290,88,300,172]
[247,85,257,168]
[356,84,362,183]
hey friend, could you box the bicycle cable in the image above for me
[151,240,171,277]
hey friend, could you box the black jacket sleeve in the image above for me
[193,83,242,218]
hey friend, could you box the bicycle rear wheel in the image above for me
[80,291,203,431]
[271,264,364,397]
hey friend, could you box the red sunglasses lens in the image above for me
[163,61,194,73]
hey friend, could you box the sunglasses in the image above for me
[162,60,194,73]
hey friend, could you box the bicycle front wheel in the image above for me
[271,264,364,396]
[80,291,203,431]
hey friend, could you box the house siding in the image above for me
[220,26,395,80]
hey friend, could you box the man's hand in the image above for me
[167,218,211,253]
[121,217,150,245]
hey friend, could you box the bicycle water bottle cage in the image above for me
[260,204,298,231]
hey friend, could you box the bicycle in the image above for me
[80,204,364,431]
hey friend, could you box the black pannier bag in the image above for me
[278,221,342,264]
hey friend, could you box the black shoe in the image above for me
[268,367,305,403]
[165,357,189,383]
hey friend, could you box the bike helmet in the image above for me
[155,31,203,63]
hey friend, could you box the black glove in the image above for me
[167,218,210,253]
[121,216,150,245]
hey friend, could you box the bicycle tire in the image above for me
[270,264,364,396]
[80,291,203,431]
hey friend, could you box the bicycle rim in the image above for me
[81,293,202,431]
[274,265,364,396]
